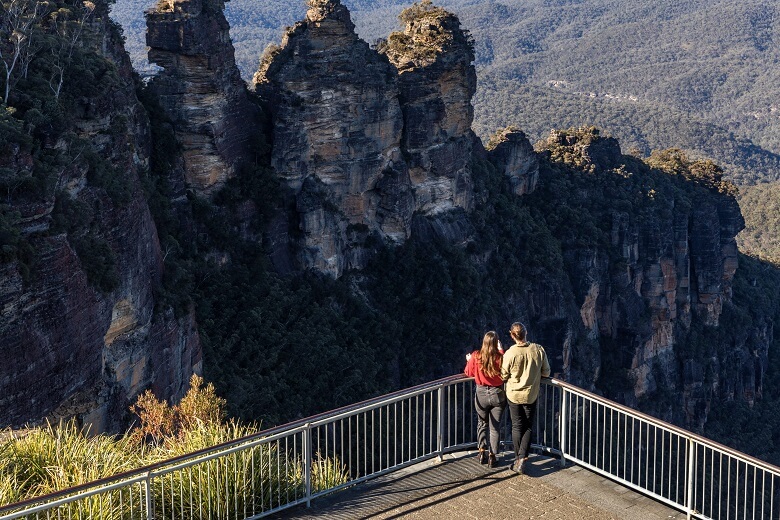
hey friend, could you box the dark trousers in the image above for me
[475,385,506,455]
[507,400,537,460]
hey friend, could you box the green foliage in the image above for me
[646,148,737,196]
[197,264,396,423]
[50,192,120,292]
[69,234,119,292]
[380,0,457,65]
[737,181,780,265]
[0,421,136,503]
[0,381,349,515]
[0,207,33,279]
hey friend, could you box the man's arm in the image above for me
[541,347,551,378]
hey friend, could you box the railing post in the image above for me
[437,385,445,461]
[144,474,155,520]
[304,423,313,507]
[686,437,695,520]
[559,387,568,467]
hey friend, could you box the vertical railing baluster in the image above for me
[304,424,312,508]
[143,475,154,520]
[437,385,445,461]
[559,387,568,467]
[686,438,695,520]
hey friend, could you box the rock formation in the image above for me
[0,3,201,432]
[254,0,411,276]
[254,0,480,276]
[382,0,477,214]
[486,127,539,195]
[146,0,259,195]
[528,129,747,428]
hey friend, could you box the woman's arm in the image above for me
[464,352,477,377]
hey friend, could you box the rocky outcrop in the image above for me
[486,127,539,195]
[0,3,201,432]
[255,0,479,276]
[382,0,477,214]
[254,0,411,276]
[146,0,259,195]
[529,128,748,429]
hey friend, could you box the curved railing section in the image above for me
[1,376,779,519]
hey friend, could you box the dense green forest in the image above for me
[737,182,780,266]
[110,0,780,184]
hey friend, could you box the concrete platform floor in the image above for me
[272,451,688,519]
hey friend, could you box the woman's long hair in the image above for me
[479,331,501,377]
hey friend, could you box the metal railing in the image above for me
[1,376,779,520]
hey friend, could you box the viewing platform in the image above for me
[275,451,685,519]
[1,376,778,520]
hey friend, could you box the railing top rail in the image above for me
[0,374,467,514]
[550,378,780,476]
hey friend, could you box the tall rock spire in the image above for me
[381,0,477,215]
[146,0,259,195]
[254,0,411,277]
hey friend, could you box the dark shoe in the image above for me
[511,457,526,474]
[487,453,496,468]
[477,448,488,465]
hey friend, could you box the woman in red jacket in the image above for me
[464,331,506,467]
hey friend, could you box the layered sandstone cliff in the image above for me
[0,3,201,432]
[524,129,748,428]
[254,0,479,276]
[254,0,411,276]
[381,0,476,214]
[146,0,259,195]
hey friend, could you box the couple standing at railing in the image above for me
[464,322,551,474]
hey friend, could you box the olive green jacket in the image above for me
[501,341,551,404]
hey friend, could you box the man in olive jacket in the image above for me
[501,322,551,474]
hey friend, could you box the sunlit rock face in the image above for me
[255,0,482,276]
[529,129,748,430]
[146,0,259,195]
[382,1,477,215]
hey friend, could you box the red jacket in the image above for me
[464,351,504,387]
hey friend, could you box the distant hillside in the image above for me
[110,0,780,184]
[737,181,780,265]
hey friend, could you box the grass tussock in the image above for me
[0,375,348,517]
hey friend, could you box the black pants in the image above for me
[507,400,537,460]
[475,385,506,455]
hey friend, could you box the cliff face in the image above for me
[254,0,478,276]
[0,3,200,432]
[486,127,539,196]
[524,129,749,428]
[254,0,411,276]
[146,0,259,195]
